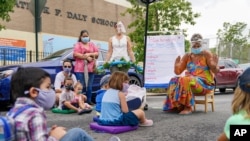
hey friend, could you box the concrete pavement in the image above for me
[45,92,233,141]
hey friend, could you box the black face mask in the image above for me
[65,85,73,90]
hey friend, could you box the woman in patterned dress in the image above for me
[163,33,220,114]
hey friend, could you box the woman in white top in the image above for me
[105,21,135,63]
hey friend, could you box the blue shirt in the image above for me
[99,89,122,121]
[95,89,106,112]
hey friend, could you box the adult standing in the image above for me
[73,30,99,105]
[105,21,136,64]
[163,33,219,114]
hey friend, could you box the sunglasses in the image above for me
[63,66,72,68]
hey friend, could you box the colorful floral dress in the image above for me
[163,54,215,111]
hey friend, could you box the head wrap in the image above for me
[191,33,203,43]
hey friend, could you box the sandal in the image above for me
[139,119,153,127]
[78,109,92,115]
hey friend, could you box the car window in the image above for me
[42,48,72,61]
[218,60,224,66]
[224,60,237,68]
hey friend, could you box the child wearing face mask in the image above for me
[8,67,94,141]
[59,77,92,115]
[97,71,153,127]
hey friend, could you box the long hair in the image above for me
[231,86,250,118]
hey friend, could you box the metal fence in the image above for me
[0,48,51,66]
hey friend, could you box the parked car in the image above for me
[0,48,143,104]
[239,63,250,71]
[215,58,243,93]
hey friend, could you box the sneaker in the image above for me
[108,136,121,141]
[139,119,153,127]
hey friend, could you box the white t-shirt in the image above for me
[58,90,75,109]
[54,71,77,90]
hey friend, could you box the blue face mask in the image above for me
[191,47,202,54]
[63,67,72,73]
[81,37,89,43]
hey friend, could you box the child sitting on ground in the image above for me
[217,67,250,141]
[95,74,110,116]
[72,81,92,110]
[95,74,143,117]
[97,71,153,127]
[58,77,92,115]
[8,67,94,141]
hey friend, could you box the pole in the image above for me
[35,0,39,61]
[142,2,149,87]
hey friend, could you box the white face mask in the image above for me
[116,21,126,33]
[117,27,122,34]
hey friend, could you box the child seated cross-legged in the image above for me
[58,77,92,115]
[97,71,153,127]
[8,67,94,141]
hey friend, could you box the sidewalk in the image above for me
[147,92,166,96]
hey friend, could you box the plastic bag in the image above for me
[126,84,147,109]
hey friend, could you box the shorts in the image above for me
[97,111,139,126]
[62,102,79,110]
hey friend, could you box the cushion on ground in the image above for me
[51,108,76,114]
[89,122,138,134]
[93,116,99,122]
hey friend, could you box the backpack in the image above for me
[0,105,34,141]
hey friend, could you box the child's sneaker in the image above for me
[139,119,153,127]
[108,136,121,141]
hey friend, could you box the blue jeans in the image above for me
[60,128,94,141]
[75,72,95,103]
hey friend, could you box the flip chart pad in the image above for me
[144,35,185,88]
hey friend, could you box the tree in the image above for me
[0,0,16,30]
[122,0,200,62]
[217,22,249,63]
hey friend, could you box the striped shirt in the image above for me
[7,97,57,141]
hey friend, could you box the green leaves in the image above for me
[0,0,15,30]
[217,22,249,63]
[123,0,200,62]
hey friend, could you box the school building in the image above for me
[0,0,133,59]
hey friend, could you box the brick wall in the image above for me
[3,0,134,42]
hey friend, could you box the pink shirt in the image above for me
[73,42,99,73]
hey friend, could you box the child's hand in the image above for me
[50,126,67,140]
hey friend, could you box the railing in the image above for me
[0,48,51,66]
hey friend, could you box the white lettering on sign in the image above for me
[234,129,247,136]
